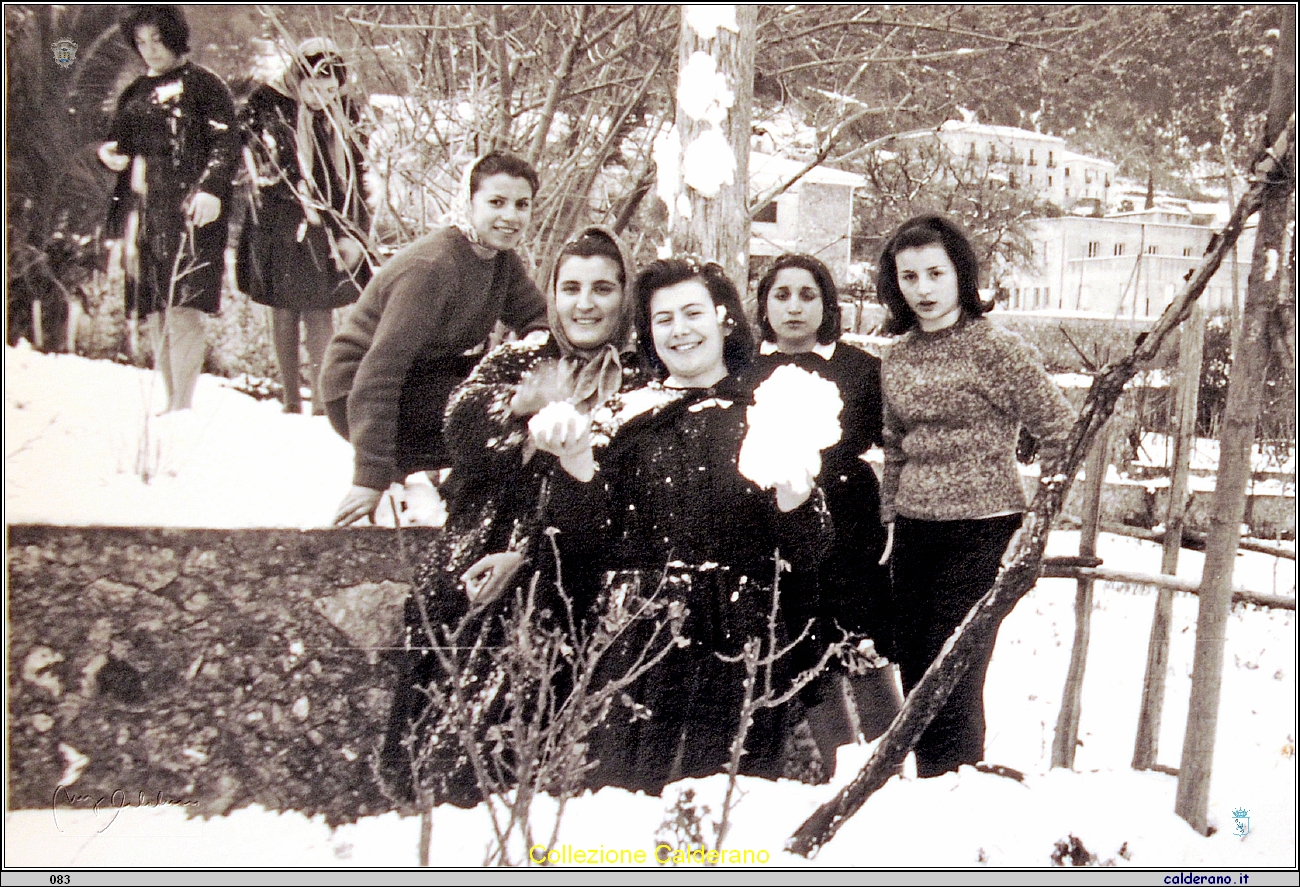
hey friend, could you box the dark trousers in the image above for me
[889,513,1021,778]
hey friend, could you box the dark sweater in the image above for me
[320,227,546,489]
[880,315,1076,523]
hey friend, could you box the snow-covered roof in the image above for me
[749,151,865,191]
[937,120,1065,145]
[1061,150,1116,171]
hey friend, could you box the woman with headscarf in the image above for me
[321,151,547,526]
[378,225,643,807]
[237,37,374,415]
[100,5,238,413]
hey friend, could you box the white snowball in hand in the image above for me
[528,400,582,440]
[739,365,843,491]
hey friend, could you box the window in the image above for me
[1008,171,1018,188]
[1028,148,1037,166]
[1064,167,1070,177]
[1183,246,1194,257]
[1047,150,1055,168]
[754,202,778,224]
[1147,245,1158,255]
[1028,174,1034,186]
[1085,170,1093,184]
[1104,174,1111,188]
[969,142,978,159]
[1047,175,1053,187]
[1087,241,1100,258]
[1113,243,1125,256]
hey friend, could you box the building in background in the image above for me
[1002,208,1254,317]
[748,151,865,283]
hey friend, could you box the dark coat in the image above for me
[106,62,238,318]
[546,376,833,796]
[379,333,645,807]
[235,84,371,312]
[748,342,891,657]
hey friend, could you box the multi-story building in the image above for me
[1003,207,1254,317]
[889,120,1116,212]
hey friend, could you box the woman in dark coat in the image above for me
[100,5,238,413]
[749,254,902,776]
[538,258,834,797]
[378,226,643,807]
[237,38,373,415]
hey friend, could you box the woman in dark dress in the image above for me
[538,258,834,796]
[749,254,902,776]
[378,226,643,807]
[237,38,373,415]
[100,5,238,413]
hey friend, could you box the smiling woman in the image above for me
[319,152,548,527]
[536,257,835,796]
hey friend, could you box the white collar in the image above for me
[759,340,837,359]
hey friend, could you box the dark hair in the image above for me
[469,151,540,199]
[755,253,841,345]
[877,214,985,335]
[634,258,754,379]
[556,229,625,287]
[122,5,190,59]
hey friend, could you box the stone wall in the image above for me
[7,525,438,824]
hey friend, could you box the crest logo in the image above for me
[51,38,78,68]
[1231,807,1250,837]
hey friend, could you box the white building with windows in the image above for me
[890,120,1115,212]
[748,151,865,282]
[1003,208,1254,317]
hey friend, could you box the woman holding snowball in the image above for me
[377,226,643,806]
[877,216,1075,778]
[750,254,902,775]
[539,257,837,795]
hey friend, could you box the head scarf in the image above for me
[544,225,637,414]
[441,155,484,246]
[269,38,363,228]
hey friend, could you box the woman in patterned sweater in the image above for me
[876,215,1076,778]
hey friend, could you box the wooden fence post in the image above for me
[1052,420,1110,769]
[1175,6,1294,834]
[1133,303,1204,770]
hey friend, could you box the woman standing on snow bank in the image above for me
[538,258,834,796]
[237,38,373,415]
[749,253,901,776]
[876,215,1075,778]
[377,226,644,807]
[100,5,238,413]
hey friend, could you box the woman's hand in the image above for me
[529,406,595,481]
[773,471,813,513]
[334,236,364,271]
[508,362,564,418]
[186,191,222,228]
[879,522,895,565]
[98,142,130,172]
[461,551,525,604]
[334,485,383,526]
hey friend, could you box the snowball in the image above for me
[653,126,681,207]
[738,365,843,491]
[683,5,738,40]
[682,128,736,198]
[677,52,734,127]
[528,400,583,439]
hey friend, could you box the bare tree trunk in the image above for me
[1133,304,1204,770]
[668,5,756,285]
[1174,6,1295,835]
[788,116,1294,858]
[1051,422,1109,769]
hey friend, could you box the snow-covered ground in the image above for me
[5,346,1296,869]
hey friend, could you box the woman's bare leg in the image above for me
[166,306,206,412]
[272,307,303,412]
[302,309,334,416]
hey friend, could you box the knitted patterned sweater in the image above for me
[880,315,1076,523]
